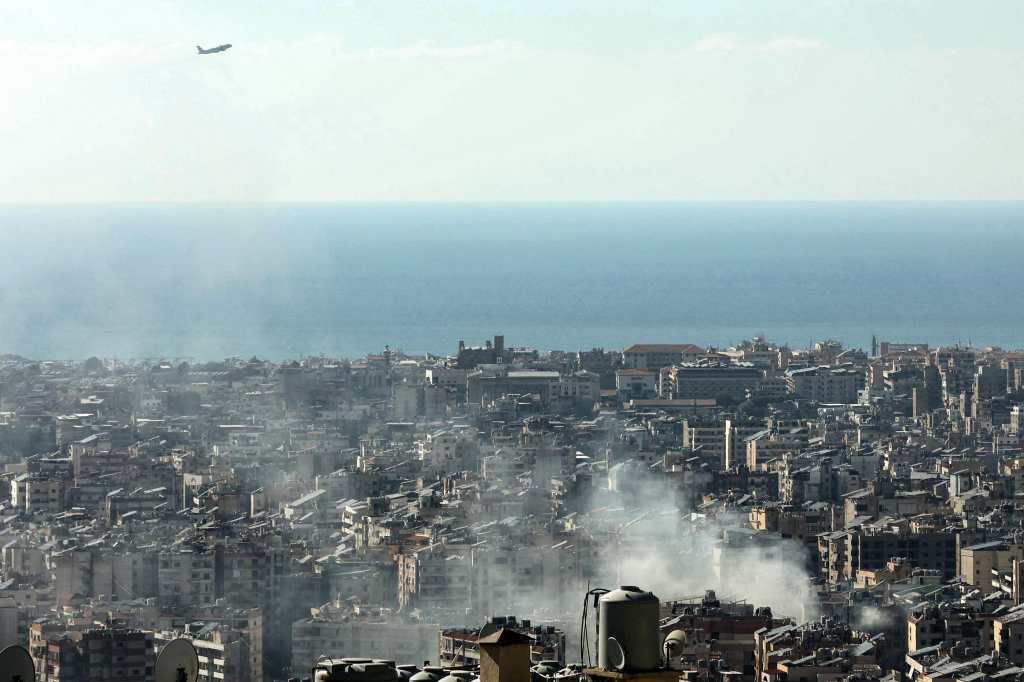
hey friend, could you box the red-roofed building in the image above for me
[623,344,703,370]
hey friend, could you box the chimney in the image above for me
[479,628,532,682]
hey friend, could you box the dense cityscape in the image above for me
[1,334,1023,681]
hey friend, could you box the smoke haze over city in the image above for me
[4,3,1024,682]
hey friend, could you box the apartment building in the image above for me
[959,541,1024,594]
[11,473,65,514]
[615,369,659,401]
[786,366,863,403]
[31,625,154,682]
[158,547,217,608]
[666,363,763,401]
[397,543,473,612]
[745,428,809,470]
[682,416,763,469]
[292,603,438,673]
[157,618,262,682]
[52,547,158,605]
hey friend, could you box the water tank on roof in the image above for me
[396,665,420,680]
[598,586,661,672]
[409,671,439,682]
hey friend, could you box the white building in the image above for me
[787,366,863,403]
[615,369,658,401]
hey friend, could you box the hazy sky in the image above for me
[2,1,1023,201]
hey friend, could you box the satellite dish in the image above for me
[663,630,687,668]
[0,645,34,682]
[156,639,200,682]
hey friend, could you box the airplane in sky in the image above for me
[196,44,232,55]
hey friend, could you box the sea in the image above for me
[0,202,1021,361]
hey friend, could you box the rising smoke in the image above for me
[597,461,816,620]
[467,459,819,663]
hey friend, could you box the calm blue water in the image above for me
[0,202,1021,360]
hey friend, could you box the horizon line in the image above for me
[3,199,1024,207]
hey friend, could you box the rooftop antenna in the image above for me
[0,645,34,682]
[156,639,200,682]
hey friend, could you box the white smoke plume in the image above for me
[456,461,819,664]
[590,466,818,623]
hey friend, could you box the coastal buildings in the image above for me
[622,344,703,370]
[0,335,1022,680]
